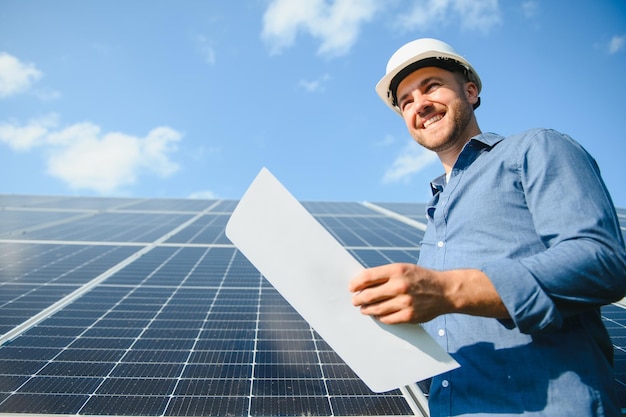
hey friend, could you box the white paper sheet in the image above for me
[225,167,458,393]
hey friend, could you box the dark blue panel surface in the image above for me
[1,195,624,416]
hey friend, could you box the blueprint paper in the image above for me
[225,167,458,392]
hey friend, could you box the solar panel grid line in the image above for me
[0,194,57,207]
[0,247,155,345]
[0,200,219,240]
[0,245,100,310]
[120,198,216,212]
[55,213,195,243]
[601,304,626,415]
[164,214,231,246]
[314,217,374,248]
[348,249,420,272]
[246,259,263,416]
[0,199,221,346]
[17,245,110,286]
[0,241,61,278]
[159,242,233,249]
[0,196,154,237]
[113,209,215,215]
[309,324,336,416]
[362,202,428,232]
[0,239,148,247]
[0,245,145,345]
[3,334,105,407]
[71,246,205,415]
[2,206,97,213]
[0,208,101,238]
[0,210,100,238]
[314,215,424,249]
[360,217,424,247]
[43,196,143,211]
[0,245,140,343]
[350,248,399,268]
[312,214,389,219]
[158,247,228,415]
[301,201,377,216]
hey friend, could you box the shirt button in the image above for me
[438,329,445,337]
[441,380,449,388]
[437,241,444,248]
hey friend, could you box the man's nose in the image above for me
[412,91,433,117]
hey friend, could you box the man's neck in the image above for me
[439,123,482,175]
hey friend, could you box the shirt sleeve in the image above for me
[481,129,626,334]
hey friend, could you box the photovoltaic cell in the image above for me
[123,198,216,212]
[316,216,424,248]
[371,202,429,222]
[0,195,140,210]
[164,214,231,245]
[0,194,624,416]
[0,243,140,336]
[0,210,85,235]
[301,201,376,215]
[10,212,195,242]
[208,199,240,213]
[603,304,626,405]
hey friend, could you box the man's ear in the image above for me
[465,81,479,107]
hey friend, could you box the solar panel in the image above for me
[1,194,625,416]
[369,202,428,222]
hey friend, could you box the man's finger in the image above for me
[348,265,392,293]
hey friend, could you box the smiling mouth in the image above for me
[422,114,444,129]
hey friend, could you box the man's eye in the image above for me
[425,83,440,92]
[400,100,413,112]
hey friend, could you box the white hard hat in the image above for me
[375,38,482,115]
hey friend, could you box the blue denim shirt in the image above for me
[418,129,626,416]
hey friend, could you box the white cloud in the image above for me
[0,52,43,98]
[396,0,501,33]
[608,35,626,54]
[0,114,58,150]
[194,34,217,66]
[34,87,62,101]
[374,134,396,147]
[261,0,499,58]
[521,0,539,18]
[395,0,451,30]
[298,73,330,92]
[454,0,501,30]
[0,115,182,194]
[262,0,380,57]
[382,141,438,184]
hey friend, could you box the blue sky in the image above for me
[1,0,625,207]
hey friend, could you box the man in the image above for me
[349,38,626,416]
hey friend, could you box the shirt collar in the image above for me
[429,132,504,196]
[430,174,446,196]
[471,132,504,148]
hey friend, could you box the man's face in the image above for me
[395,66,479,154]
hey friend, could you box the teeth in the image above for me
[423,114,443,128]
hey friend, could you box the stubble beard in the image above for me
[412,97,474,154]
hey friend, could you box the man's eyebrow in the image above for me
[397,75,445,105]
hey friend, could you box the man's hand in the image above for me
[349,263,509,324]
